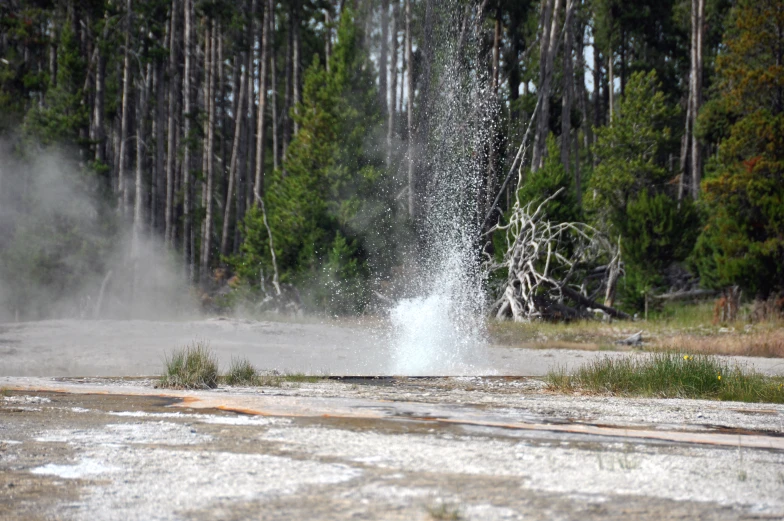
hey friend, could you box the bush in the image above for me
[158,342,219,390]
[224,357,258,386]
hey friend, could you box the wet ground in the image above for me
[1,376,783,520]
[2,318,784,377]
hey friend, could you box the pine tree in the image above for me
[236,10,386,313]
[694,0,784,296]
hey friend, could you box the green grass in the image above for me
[547,352,784,403]
[426,503,462,521]
[158,342,219,389]
[224,357,259,386]
[158,343,327,389]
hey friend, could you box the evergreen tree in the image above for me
[236,10,387,313]
[694,0,784,296]
[587,70,678,227]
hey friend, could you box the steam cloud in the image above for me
[0,140,195,322]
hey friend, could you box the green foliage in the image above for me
[235,10,387,314]
[694,0,784,296]
[617,190,699,309]
[588,70,678,226]
[159,342,219,390]
[518,134,580,224]
[23,23,88,148]
[224,357,259,386]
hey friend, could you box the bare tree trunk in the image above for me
[484,7,501,221]
[244,42,256,216]
[678,88,691,202]
[135,63,152,241]
[282,4,293,158]
[270,0,280,171]
[182,0,194,279]
[592,41,601,143]
[94,46,106,164]
[690,0,704,200]
[153,57,165,232]
[405,0,414,217]
[560,0,574,172]
[254,0,269,203]
[201,20,217,280]
[291,2,301,138]
[165,0,179,246]
[607,51,614,122]
[380,0,389,119]
[119,0,133,215]
[532,0,562,171]
[387,0,398,164]
[220,58,247,257]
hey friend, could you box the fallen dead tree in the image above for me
[486,189,629,322]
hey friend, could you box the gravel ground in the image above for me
[1,376,783,520]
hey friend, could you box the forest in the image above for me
[0,0,783,321]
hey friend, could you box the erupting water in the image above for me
[389,1,493,375]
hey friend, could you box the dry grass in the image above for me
[490,301,784,358]
[658,329,784,358]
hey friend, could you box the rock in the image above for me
[615,331,643,346]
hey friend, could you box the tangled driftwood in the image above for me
[486,189,629,322]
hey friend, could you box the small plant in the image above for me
[737,470,748,482]
[224,357,258,386]
[426,502,462,521]
[158,342,219,389]
[546,352,784,403]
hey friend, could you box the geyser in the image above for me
[389,1,492,375]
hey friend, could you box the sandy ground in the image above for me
[2,317,784,377]
[1,376,783,520]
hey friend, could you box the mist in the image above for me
[0,140,196,323]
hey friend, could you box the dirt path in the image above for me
[1,376,783,520]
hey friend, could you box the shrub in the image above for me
[158,342,219,390]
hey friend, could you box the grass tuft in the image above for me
[546,352,784,403]
[426,503,463,520]
[158,342,219,389]
[224,357,259,386]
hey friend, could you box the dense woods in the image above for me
[1,0,783,320]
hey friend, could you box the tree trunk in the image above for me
[484,7,501,221]
[380,0,389,119]
[690,0,704,200]
[119,0,133,215]
[254,0,269,203]
[153,57,165,232]
[592,44,601,143]
[387,0,398,164]
[405,0,414,217]
[182,0,194,279]
[282,3,293,158]
[201,20,217,281]
[135,62,152,243]
[532,0,561,172]
[94,45,106,165]
[221,58,247,258]
[607,51,614,122]
[560,0,574,173]
[270,0,280,171]
[165,0,179,246]
[292,0,301,136]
